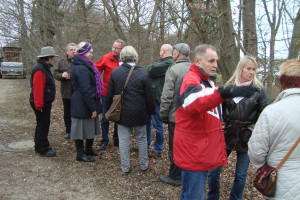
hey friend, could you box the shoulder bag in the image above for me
[253,136,300,197]
[105,65,135,122]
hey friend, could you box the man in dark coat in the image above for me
[54,43,76,139]
[146,44,174,158]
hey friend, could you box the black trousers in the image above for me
[62,98,71,133]
[168,122,181,180]
[30,102,52,154]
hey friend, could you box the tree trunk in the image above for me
[243,0,258,56]
[288,8,300,59]
[216,0,239,83]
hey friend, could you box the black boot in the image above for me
[85,139,102,156]
[75,140,95,162]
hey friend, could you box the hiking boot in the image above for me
[100,142,108,150]
[40,149,56,157]
[159,175,181,186]
[64,132,70,139]
[85,149,102,156]
[148,151,161,158]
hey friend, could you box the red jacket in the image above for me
[174,63,227,171]
[94,52,120,96]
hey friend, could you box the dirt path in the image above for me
[0,77,263,200]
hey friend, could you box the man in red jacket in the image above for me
[95,39,125,150]
[174,44,256,199]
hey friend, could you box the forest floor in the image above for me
[0,77,263,200]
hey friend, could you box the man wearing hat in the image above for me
[146,44,174,158]
[159,43,191,186]
[29,46,58,157]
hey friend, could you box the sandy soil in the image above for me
[0,77,263,200]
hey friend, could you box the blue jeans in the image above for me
[180,169,208,200]
[101,96,118,143]
[146,101,164,153]
[207,150,250,200]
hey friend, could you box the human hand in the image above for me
[218,86,257,99]
[62,72,70,79]
[91,111,97,119]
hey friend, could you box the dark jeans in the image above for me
[30,102,52,154]
[168,122,181,180]
[207,150,250,200]
[101,96,118,143]
[62,98,71,133]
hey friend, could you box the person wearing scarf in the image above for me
[70,42,103,162]
[207,56,269,200]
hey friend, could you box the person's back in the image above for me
[249,59,300,199]
[108,63,154,126]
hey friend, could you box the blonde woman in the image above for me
[208,56,269,200]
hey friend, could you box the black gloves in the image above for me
[161,117,169,124]
[218,86,257,99]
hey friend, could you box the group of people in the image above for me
[29,39,300,199]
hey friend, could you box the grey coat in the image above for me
[160,58,191,122]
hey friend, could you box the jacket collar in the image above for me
[37,59,53,69]
[189,63,216,82]
[175,58,190,64]
[161,56,173,61]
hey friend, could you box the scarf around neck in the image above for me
[77,54,103,99]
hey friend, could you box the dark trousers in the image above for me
[62,98,71,133]
[30,102,52,154]
[101,96,118,143]
[168,122,181,180]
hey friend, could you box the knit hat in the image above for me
[173,43,190,56]
[37,46,58,58]
[77,43,92,56]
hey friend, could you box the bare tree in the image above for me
[242,0,258,56]
[288,8,300,59]
[261,0,284,97]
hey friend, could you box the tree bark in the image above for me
[216,0,239,83]
[243,0,258,56]
[288,8,300,59]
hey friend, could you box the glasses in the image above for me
[112,46,122,50]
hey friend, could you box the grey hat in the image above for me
[37,46,58,58]
[173,43,190,56]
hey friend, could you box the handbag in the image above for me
[253,136,300,197]
[105,65,135,122]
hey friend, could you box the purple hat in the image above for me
[77,43,92,55]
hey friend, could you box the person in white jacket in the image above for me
[248,59,300,200]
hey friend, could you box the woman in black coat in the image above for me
[106,46,155,173]
[71,42,103,162]
[207,56,269,200]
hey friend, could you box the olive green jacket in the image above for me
[146,56,174,104]
[54,56,73,99]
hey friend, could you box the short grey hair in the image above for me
[114,39,126,48]
[66,43,76,51]
[194,44,217,60]
[120,46,138,63]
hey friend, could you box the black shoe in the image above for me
[100,142,108,150]
[76,153,95,162]
[64,132,70,139]
[85,149,102,156]
[159,175,181,186]
[148,151,162,158]
[40,149,56,157]
[114,140,119,147]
